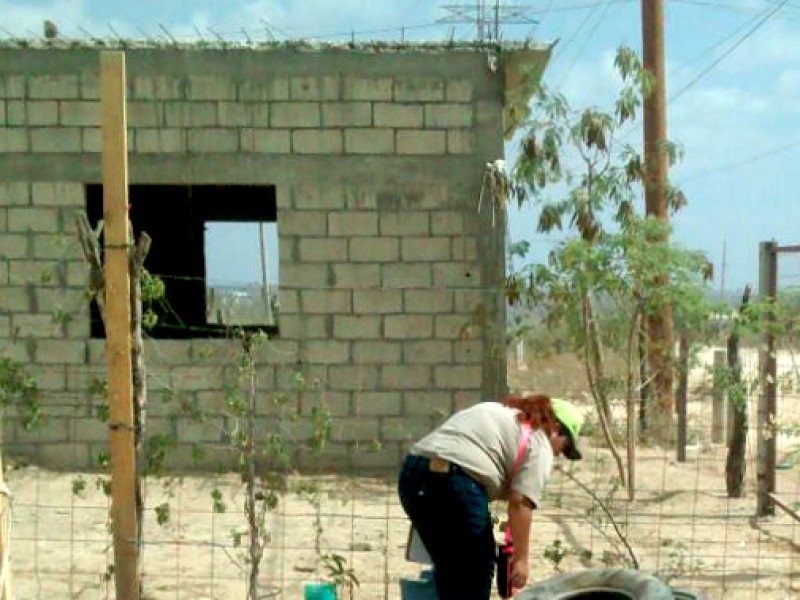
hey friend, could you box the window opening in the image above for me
[205,221,279,327]
[85,184,278,339]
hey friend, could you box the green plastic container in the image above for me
[304,582,336,600]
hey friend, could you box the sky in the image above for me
[3,0,800,293]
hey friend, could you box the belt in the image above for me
[429,456,451,473]
[406,455,487,494]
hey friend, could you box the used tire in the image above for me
[671,590,709,600]
[518,569,674,600]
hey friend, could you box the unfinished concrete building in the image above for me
[0,42,549,470]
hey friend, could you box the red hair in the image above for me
[502,392,559,438]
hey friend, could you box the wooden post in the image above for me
[725,285,750,498]
[757,241,777,517]
[712,349,727,444]
[676,332,689,462]
[101,51,141,600]
[726,375,736,447]
[0,451,12,600]
[258,222,273,324]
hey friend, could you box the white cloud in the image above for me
[771,68,800,114]
[715,18,800,75]
[671,90,777,174]
[744,20,800,65]
[673,85,768,119]
[548,49,623,110]
[0,0,442,43]
[167,11,213,41]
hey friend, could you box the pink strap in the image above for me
[505,419,532,544]
[512,420,532,477]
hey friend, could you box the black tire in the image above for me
[518,569,674,599]
[671,590,709,600]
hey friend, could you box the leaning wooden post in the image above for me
[101,51,141,600]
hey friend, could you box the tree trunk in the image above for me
[243,339,263,600]
[582,294,627,488]
[625,307,642,501]
[638,322,649,435]
[726,286,751,498]
[645,308,675,444]
[583,294,613,427]
[675,332,689,462]
[76,214,151,589]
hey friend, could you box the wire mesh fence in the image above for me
[4,287,800,600]
[5,431,800,599]
[508,345,800,600]
[4,282,800,600]
[4,339,800,600]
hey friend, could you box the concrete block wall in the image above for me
[0,46,521,471]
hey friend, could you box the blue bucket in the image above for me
[304,582,336,600]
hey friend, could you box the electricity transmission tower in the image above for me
[438,1,539,42]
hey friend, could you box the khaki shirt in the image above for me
[411,402,554,505]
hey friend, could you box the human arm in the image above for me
[507,490,534,589]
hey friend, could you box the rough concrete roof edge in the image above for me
[0,37,553,53]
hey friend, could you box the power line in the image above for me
[669,0,790,102]
[258,18,291,41]
[212,20,442,41]
[0,1,638,43]
[618,0,789,142]
[672,0,800,16]
[679,137,800,181]
[554,0,618,90]
[547,0,603,78]
[530,0,556,31]
[540,0,632,12]
[667,9,758,79]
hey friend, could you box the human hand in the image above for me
[510,555,529,591]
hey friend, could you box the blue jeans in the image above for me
[398,455,496,600]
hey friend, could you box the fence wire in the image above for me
[5,342,800,600]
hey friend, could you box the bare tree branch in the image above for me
[555,464,639,569]
[74,213,106,323]
[582,293,627,489]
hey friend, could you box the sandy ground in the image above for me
[5,347,800,599]
[6,434,800,600]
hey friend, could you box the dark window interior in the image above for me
[86,184,277,339]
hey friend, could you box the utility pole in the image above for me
[641,0,675,441]
[494,0,500,41]
[477,0,484,42]
[258,223,273,323]
[720,240,727,304]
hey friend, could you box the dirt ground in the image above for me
[6,349,800,599]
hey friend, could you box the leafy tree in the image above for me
[507,46,712,495]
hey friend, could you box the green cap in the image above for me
[551,398,583,460]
